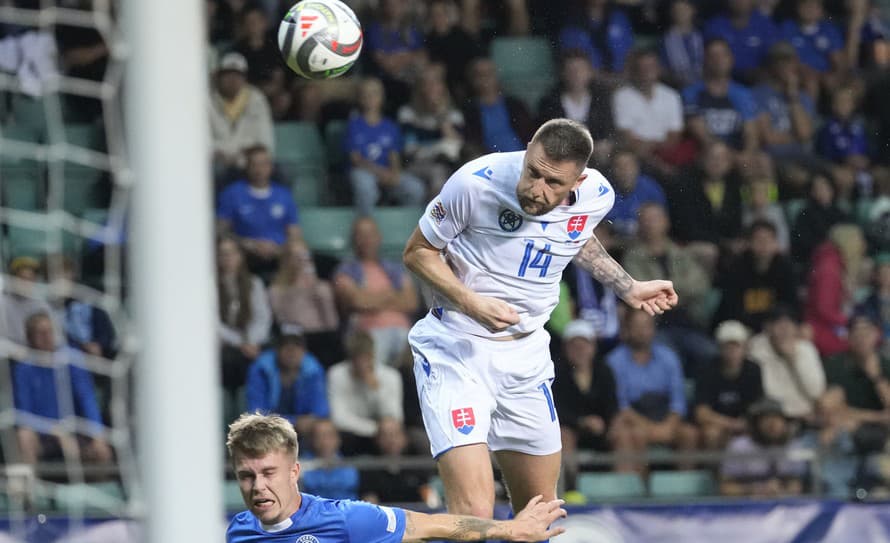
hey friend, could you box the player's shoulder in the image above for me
[226,510,257,539]
[446,151,524,193]
[576,167,615,209]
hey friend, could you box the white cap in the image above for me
[715,320,750,344]
[217,51,248,73]
[563,320,596,342]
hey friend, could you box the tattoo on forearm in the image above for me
[574,236,633,297]
[448,517,501,540]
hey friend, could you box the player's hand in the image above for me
[466,295,520,332]
[507,495,567,541]
[625,280,678,316]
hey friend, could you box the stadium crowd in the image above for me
[4,0,890,504]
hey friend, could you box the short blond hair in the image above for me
[226,412,299,463]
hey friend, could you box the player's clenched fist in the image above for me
[465,294,520,332]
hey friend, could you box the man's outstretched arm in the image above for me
[573,235,678,315]
[401,496,566,542]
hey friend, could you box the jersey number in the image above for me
[518,241,552,278]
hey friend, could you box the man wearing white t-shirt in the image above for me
[403,119,678,527]
[612,49,687,177]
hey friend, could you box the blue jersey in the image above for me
[781,19,843,73]
[345,114,404,168]
[227,493,406,543]
[217,181,300,245]
[683,81,758,150]
[558,9,634,72]
[816,117,870,163]
[704,12,778,77]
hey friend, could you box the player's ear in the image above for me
[291,461,301,483]
[573,173,588,189]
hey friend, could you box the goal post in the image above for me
[125,0,223,542]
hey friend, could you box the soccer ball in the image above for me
[278,0,363,80]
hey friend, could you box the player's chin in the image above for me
[519,200,552,216]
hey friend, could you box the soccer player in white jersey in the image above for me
[226,413,567,542]
[403,119,678,524]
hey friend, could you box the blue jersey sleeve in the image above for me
[342,501,406,543]
[285,195,300,227]
[217,185,237,221]
[609,10,635,72]
[728,84,758,121]
[606,353,630,410]
[825,22,844,52]
[559,26,603,69]
[681,83,702,116]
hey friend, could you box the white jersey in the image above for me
[417,151,615,337]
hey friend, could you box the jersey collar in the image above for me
[261,517,294,533]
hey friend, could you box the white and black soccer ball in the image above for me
[278,0,363,79]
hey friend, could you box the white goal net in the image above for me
[0,1,220,542]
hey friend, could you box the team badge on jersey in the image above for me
[451,407,476,435]
[567,215,588,240]
[498,208,523,232]
[297,536,320,543]
[430,201,447,225]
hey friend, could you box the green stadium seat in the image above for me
[2,160,43,210]
[649,470,715,498]
[491,36,555,111]
[276,122,328,205]
[782,198,806,225]
[6,222,79,258]
[62,164,104,216]
[577,472,646,501]
[9,94,48,137]
[224,480,246,512]
[53,482,125,513]
[324,120,348,171]
[1,123,43,146]
[63,123,101,150]
[300,206,355,257]
[372,207,423,259]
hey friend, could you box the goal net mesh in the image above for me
[0,1,138,540]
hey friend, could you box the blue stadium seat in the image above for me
[649,470,716,498]
[577,472,646,501]
[300,206,355,257]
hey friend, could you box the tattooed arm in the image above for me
[573,235,679,315]
[401,495,566,542]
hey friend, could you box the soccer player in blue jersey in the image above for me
[226,413,567,543]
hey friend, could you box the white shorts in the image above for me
[408,313,561,458]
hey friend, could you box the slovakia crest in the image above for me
[451,407,476,435]
[566,215,588,240]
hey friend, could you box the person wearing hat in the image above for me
[245,326,329,437]
[552,319,620,490]
[719,398,807,497]
[694,320,764,451]
[209,50,275,175]
[748,304,826,422]
[0,256,64,348]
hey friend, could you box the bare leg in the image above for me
[495,449,561,517]
[437,443,496,518]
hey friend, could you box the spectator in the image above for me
[209,52,275,177]
[232,3,286,91]
[346,77,427,216]
[360,418,432,504]
[748,305,826,422]
[397,64,465,194]
[539,49,615,166]
[683,39,760,158]
[622,202,717,373]
[805,223,868,357]
[462,57,535,156]
[612,48,688,178]
[364,0,427,107]
[741,178,791,253]
[268,238,340,364]
[753,43,819,166]
[720,398,808,497]
[57,257,117,359]
[300,419,359,500]
[245,329,329,436]
[820,313,890,437]
[607,309,699,473]
[459,0,531,41]
[604,149,667,241]
[703,0,779,83]
[13,313,112,465]
[55,9,109,122]
[695,321,764,451]
[217,236,272,393]
[424,0,484,101]
[217,144,300,278]
[790,173,849,268]
[715,220,797,332]
[327,331,404,455]
[559,0,635,73]
[816,85,873,198]
[661,0,705,88]
[0,256,63,349]
[781,0,847,99]
[667,141,745,263]
[333,216,418,367]
[553,320,620,489]
[857,254,890,348]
